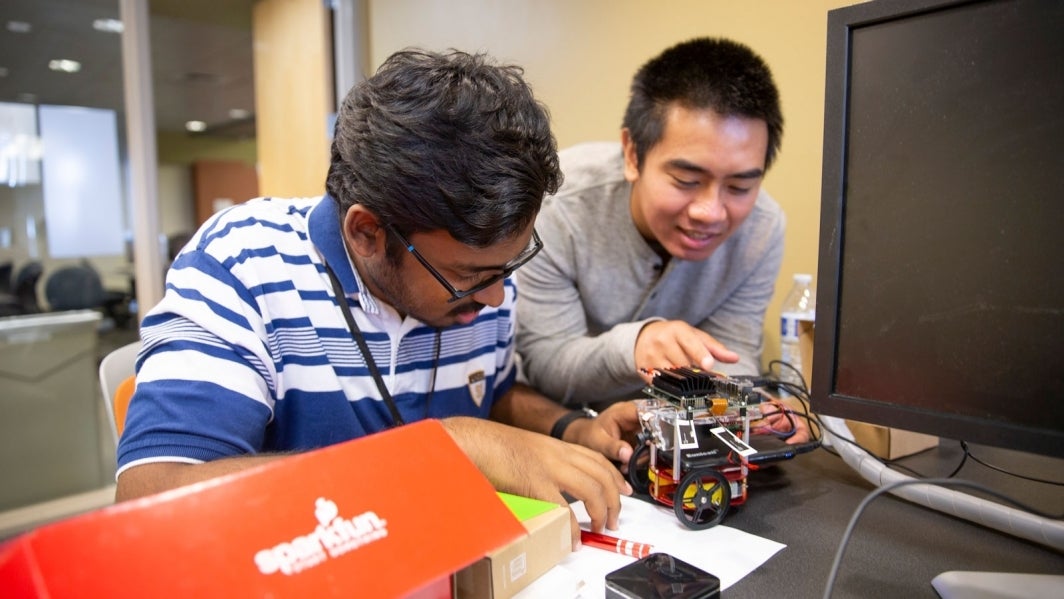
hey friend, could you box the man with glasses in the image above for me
[115,49,638,545]
[516,38,808,443]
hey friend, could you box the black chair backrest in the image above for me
[45,263,105,312]
[13,261,44,313]
[0,261,13,295]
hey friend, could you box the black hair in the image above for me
[326,48,561,251]
[622,37,783,170]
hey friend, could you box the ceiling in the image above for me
[0,0,257,137]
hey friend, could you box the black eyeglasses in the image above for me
[387,225,543,303]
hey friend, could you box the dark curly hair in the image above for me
[622,37,783,171]
[326,48,561,251]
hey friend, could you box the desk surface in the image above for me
[666,441,1064,598]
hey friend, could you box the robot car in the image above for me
[627,366,808,530]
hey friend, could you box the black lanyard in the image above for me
[323,261,439,428]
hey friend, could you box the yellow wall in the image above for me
[253,0,334,198]
[366,0,863,369]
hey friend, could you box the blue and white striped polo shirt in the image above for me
[116,195,517,475]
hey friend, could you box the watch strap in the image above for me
[550,409,594,440]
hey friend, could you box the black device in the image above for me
[812,0,1064,458]
[605,553,721,599]
[746,430,817,465]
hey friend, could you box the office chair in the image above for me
[0,260,12,295]
[99,340,141,444]
[45,263,106,312]
[12,260,43,314]
[0,261,17,317]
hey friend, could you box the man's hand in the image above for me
[441,416,632,549]
[562,401,641,472]
[635,320,739,378]
[752,396,813,445]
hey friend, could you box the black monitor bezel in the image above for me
[811,0,1064,458]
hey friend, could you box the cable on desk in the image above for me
[817,416,957,480]
[941,443,969,478]
[864,438,1064,486]
[767,359,808,396]
[822,477,1063,599]
[750,397,798,439]
[821,417,1064,554]
[754,361,825,445]
[960,441,1064,486]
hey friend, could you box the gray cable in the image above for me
[822,417,1064,551]
[821,477,1059,599]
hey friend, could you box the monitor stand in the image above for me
[931,571,1064,598]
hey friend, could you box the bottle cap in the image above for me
[793,273,813,284]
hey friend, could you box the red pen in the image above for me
[580,530,653,558]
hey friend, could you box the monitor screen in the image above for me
[812,0,1064,458]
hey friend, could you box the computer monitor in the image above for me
[812,0,1064,459]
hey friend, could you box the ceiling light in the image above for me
[228,108,251,120]
[6,21,32,34]
[48,59,81,73]
[185,120,207,132]
[93,18,124,33]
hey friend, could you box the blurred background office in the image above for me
[0,0,855,537]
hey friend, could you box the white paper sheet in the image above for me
[515,495,785,598]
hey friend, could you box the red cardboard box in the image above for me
[0,420,526,598]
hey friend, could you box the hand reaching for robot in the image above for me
[635,320,739,380]
[559,401,642,473]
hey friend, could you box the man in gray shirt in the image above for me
[518,38,806,442]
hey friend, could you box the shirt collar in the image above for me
[308,194,383,315]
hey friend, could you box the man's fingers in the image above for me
[679,332,738,370]
[566,477,613,532]
[698,353,717,371]
[585,430,635,467]
[557,448,628,531]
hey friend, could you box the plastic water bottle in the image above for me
[779,273,815,395]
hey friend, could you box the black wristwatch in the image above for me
[550,407,598,440]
